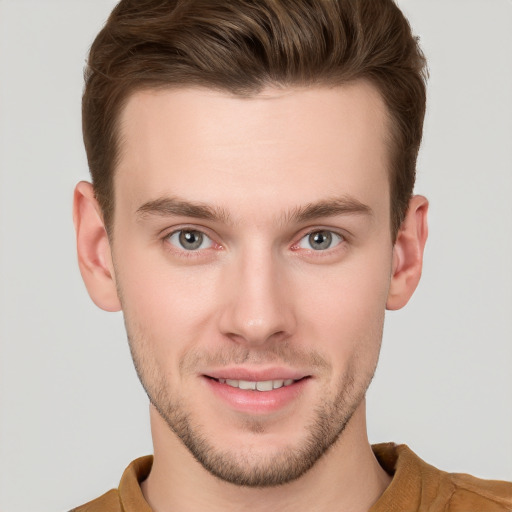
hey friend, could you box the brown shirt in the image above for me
[71,443,512,512]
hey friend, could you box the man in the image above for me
[71,0,512,511]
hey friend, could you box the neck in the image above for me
[141,402,391,512]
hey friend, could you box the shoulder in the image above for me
[372,443,512,512]
[69,489,121,512]
[68,456,153,512]
[446,471,512,512]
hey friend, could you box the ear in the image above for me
[386,195,429,310]
[73,181,121,312]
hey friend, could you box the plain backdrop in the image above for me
[0,1,511,511]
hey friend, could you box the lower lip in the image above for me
[204,377,309,414]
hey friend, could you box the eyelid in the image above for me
[161,225,222,252]
[160,223,215,239]
[291,228,347,251]
[159,224,348,254]
[167,230,213,251]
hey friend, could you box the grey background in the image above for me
[0,1,511,511]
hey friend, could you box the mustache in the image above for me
[179,342,331,374]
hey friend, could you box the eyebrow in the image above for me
[285,196,373,224]
[136,197,231,223]
[135,195,372,225]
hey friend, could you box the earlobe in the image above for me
[386,195,429,311]
[73,181,121,312]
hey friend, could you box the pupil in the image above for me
[310,231,332,250]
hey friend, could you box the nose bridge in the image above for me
[219,242,296,345]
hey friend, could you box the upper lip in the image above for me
[204,367,310,382]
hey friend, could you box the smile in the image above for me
[216,378,297,391]
[205,374,310,413]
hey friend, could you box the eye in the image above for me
[297,230,344,251]
[167,229,213,251]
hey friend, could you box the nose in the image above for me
[218,247,297,346]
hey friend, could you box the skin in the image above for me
[74,82,428,512]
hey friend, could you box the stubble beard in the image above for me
[126,329,380,488]
[151,371,365,487]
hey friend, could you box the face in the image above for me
[111,83,394,486]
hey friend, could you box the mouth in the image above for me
[203,372,311,413]
[202,368,311,413]
[207,376,305,392]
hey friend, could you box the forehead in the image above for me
[115,83,390,222]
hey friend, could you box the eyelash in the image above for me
[161,227,347,258]
[162,227,221,259]
[291,229,345,252]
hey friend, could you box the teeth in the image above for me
[239,380,256,390]
[217,378,297,391]
[256,380,273,391]
[272,380,284,389]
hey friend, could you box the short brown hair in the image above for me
[82,0,427,238]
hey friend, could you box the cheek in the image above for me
[114,248,222,350]
[293,248,392,360]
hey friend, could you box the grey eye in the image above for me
[309,231,332,250]
[168,230,213,251]
[298,230,343,251]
